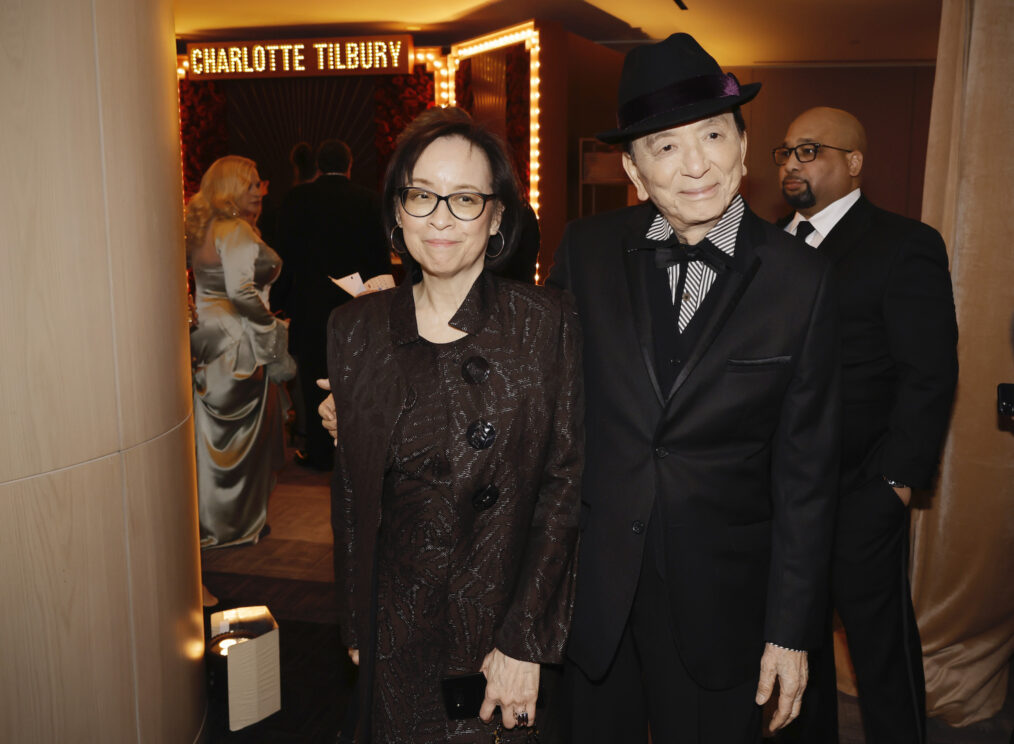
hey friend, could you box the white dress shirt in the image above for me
[785,188,862,247]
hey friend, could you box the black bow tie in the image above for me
[649,237,732,273]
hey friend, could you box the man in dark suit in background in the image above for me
[276,139,390,470]
[774,106,958,743]
[547,35,841,742]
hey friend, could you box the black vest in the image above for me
[646,261,731,395]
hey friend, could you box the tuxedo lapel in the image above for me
[663,210,762,404]
[622,210,666,407]
[817,196,872,264]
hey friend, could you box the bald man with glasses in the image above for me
[773,107,958,744]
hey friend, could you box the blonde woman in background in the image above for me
[186,155,295,549]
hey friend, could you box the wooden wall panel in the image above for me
[124,420,205,743]
[0,0,120,481]
[738,65,934,224]
[471,49,508,140]
[95,0,192,450]
[0,0,206,741]
[726,66,759,207]
[907,67,936,219]
[0,458,137,743]
[564,32,625,223]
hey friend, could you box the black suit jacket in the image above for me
[815,195,957,491]
[275,175,391,358]
[548,201,841,689]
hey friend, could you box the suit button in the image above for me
[467,419,497,449]
[654,446,669,459]
[472,484,499,512]
[631,520,645,534]
[462,356,490,384]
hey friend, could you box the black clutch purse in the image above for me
[440,672,487,720]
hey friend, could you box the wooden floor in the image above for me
[200,449,1014,743]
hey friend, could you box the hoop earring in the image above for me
[485,230,505,259]
[390,225,407,255]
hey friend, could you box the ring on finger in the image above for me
[514,710,529,727]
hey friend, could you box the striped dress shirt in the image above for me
[645,195,745,332]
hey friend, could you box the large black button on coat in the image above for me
[467,419,497,449]
[462,356,490,384]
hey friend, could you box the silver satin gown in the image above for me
[190,219,287,549]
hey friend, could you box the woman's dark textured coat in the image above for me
[327,271,583,741]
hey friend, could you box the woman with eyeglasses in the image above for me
[327,114,583,742]
[186,155,295,550]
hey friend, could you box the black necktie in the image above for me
[651,237,732,273]
[795,220,816,242]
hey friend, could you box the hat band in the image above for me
[617,73,742,131]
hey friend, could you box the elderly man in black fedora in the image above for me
[547,34,841,742]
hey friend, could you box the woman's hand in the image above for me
[348,648,359,666]
[316,380,338,444]
[478,648,539,729]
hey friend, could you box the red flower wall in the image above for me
[373,65,435,184]
[178,79,229,201]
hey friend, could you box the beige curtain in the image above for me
[912,0,1014,726]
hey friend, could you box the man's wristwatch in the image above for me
[883,476,909,489]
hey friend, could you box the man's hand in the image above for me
[316,379,337,444]
[347,648,359,666]
[756,643,807,732]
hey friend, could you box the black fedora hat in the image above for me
[597,33,760,144]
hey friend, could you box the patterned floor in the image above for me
[200,450,1013,743]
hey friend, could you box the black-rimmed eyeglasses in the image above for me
[772,143,854,165]
[397,187,497,221]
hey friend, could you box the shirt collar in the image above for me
[390,270,498,345]
[788,188,861,243]
[645,194,743,258]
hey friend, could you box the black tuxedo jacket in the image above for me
[548,201,841,689]
[275,175,390,355]
[815,196,957,491]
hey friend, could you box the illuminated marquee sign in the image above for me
[186,35,413,79]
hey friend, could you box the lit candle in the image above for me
[208,631,255,657]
